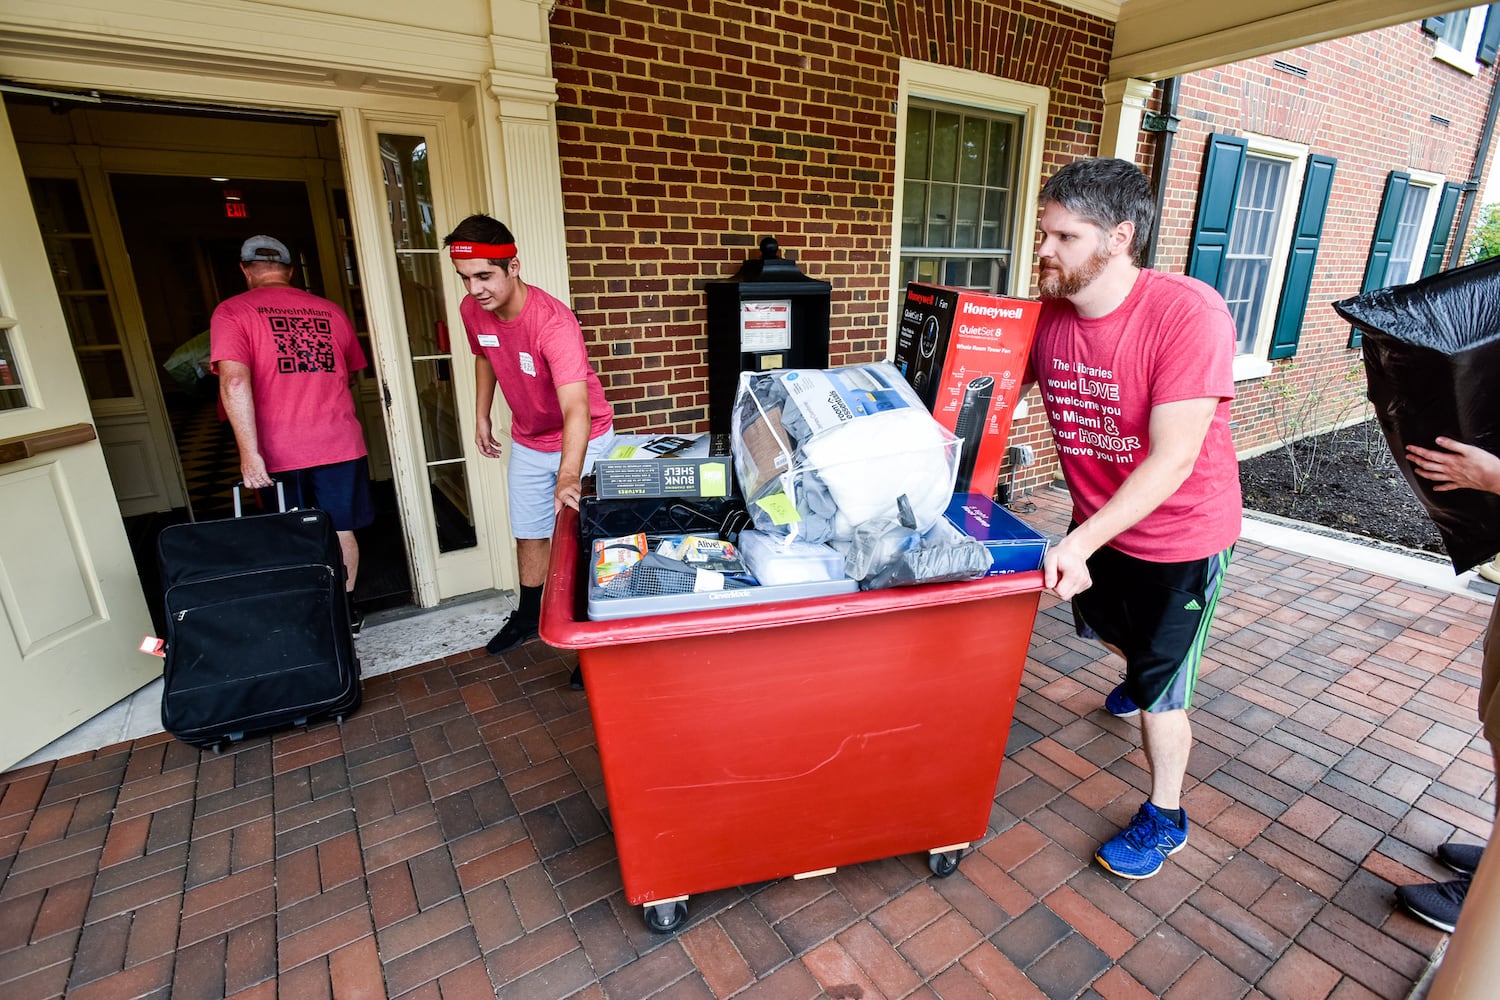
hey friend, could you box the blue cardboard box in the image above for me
[944,493,1048,576]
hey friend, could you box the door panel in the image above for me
[25,169,186,516]
[0,98,158,771]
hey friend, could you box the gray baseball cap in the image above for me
[240,235,292,265]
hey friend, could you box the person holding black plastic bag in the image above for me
[444,215,615,688]
[1392,438,1499,944]
[1332,255,1500,971]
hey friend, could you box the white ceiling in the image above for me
[1106,0,1483,80]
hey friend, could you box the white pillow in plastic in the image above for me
[801,407,957,539]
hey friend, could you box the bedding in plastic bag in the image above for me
[1331,254,1500,573]
[729,362,961,544]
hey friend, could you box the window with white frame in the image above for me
[1385,172,1441,286]
[900,102,1025,293]
[1185,132,1327,374]
[1182,128,1314,371]
[1347,168,1463,349]
[1222,155,1292,356]
[1427,5,1497,74]
[892,59,1048,305]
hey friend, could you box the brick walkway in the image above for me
[0,486,1492,999]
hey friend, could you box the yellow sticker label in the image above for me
[701,462,728,497]
[607,445,638,459]
[755,492,801,525]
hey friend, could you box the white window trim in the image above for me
[1387,168,1445,287]
[1435,5,1489,75]
[888,59,1049,346]
[1232,133,1308,383]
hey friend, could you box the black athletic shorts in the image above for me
[1071,541,1232,712]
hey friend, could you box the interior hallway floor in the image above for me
[1,484,1494,999]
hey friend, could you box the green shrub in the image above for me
[1469,202,1500,264]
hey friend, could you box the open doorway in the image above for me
[8,97,415,623]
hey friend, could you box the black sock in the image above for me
[1155,805,1185,828]
[517,584,543,623]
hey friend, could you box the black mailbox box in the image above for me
[706,237,831,437]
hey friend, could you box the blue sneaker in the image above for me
[1096,802,1188,879]
[1105,682,1140,718]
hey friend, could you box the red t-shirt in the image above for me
[210,285,368,473]
[460,285,613,452]
[1025,269,1241,562]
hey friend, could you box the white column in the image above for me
[1098,78,1157,165]
[488,83,571,299]
[487,0,571,300]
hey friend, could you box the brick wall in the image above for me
[550,5,1496,505]
[550,0,1111,441]
[1150,22,1496,458]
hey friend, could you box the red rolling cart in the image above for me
[540,506,1043,932]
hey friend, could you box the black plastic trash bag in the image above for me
[1331,255,1500,573]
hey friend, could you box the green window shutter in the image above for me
[1186,133,1248,289]
[1479,5,1500,65]
[1422,182,1465,277]
[1422,14,1447,37]
[1349,170,1410,348]
[1268,155,1338,361]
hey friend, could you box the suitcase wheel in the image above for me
[643,899,688,934]
[929,849,964,878]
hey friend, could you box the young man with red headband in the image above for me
[444,215,614,680]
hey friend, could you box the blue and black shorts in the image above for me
[1072,542,1232,713]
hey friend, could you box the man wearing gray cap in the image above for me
[211,235,374,631]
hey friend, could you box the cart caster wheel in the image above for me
[644,900,688,934]
[929,850,963,878]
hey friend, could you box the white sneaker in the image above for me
[1479,556,1500,585]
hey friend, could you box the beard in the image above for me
[1038,244,1110,298]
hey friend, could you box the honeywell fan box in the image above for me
[893,283,1040,497]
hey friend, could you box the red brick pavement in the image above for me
[0,485,1492,999]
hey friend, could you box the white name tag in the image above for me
[477,334,500,348]
[519,352,537,377]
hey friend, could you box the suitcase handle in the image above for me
[232,480,287,518]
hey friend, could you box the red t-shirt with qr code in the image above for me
[210,285,368,473]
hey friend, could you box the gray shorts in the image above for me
[507,429,616,538]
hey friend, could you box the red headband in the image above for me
[448,241,517,260]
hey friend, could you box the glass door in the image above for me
[377,132,477,555]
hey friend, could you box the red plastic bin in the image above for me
[540,506,1043,931]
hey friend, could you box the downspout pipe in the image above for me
[1452,59,1500,265]
[1145,77,1180,268]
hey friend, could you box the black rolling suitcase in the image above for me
[156,484,362,750]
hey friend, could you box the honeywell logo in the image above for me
[962,301,1024,319]
[908,291,935,305]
